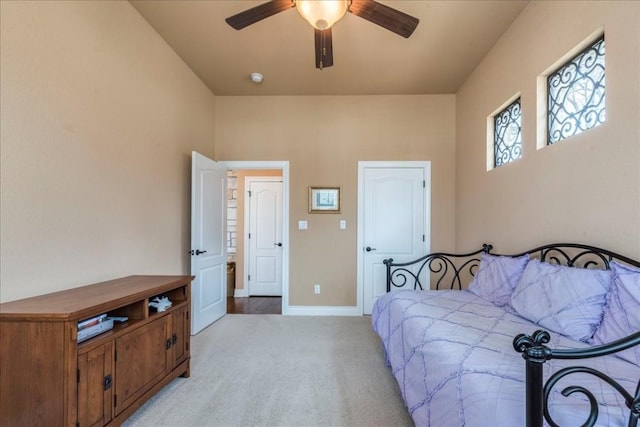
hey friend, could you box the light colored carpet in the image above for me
[123,314,413,427]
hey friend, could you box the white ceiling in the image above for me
[130,0,528,96]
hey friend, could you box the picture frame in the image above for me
[308,186,341,213]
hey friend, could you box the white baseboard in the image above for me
[233,288,249,297]
[283,305,362,316]
[228,294,363,316]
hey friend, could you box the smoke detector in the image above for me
[250,72,263,83]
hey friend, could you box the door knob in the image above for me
[274,243,283,247]
[195,249,207,255]
[365,246,377,252]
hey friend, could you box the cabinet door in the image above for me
[171,305,189,367]
[114,316,171,415]
[77,342,114,427]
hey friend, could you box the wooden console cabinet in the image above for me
[0,275,193,427]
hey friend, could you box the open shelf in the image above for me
[147,284,189,317]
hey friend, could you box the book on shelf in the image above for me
[77,313,108,330]
[77,318,114,343]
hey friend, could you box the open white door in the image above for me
[191,151,227,334]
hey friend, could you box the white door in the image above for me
[191,151,227,334]
[246,178,283,296]
[359,162,430,314]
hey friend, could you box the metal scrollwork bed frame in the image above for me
[384,242,640,427]
[383,243,493,292]
[513,329,640,427]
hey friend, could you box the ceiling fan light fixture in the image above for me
[225,0,419,70]
[296,0,349,30]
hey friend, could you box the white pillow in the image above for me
[467,253,529,306]
[510,258,612,342]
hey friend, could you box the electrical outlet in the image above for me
[314,284,320,294]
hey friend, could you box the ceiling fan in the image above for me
[225,0,419,69]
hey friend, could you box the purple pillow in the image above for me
[510,259,612,342]
[467,253,529,306]
[590,261,640,365]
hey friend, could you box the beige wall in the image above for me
[456,1,640,259]
[215,95,456,306]
[232,169,283,292]
[7,1,634,308]
[0,1,216,302]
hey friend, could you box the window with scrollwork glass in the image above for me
[548,36,605,144]
[494,98,522,167]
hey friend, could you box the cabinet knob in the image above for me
[166,339,172,350]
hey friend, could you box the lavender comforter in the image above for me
[371,289,639,427]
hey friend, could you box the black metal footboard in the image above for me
[513,330,640,427]
[507,243,640,427]
[383,243,493,291]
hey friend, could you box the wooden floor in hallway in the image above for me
[227,296,282,314]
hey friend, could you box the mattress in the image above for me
[371,289,639,427]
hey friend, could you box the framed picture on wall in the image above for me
[309,186,341,213]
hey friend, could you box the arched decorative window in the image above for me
[547,36,605,144]
[494,98,522,167]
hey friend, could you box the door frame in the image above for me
[356,161,431,315]
[220,161,289,314]
[244,176,284,297]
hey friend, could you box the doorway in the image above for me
[227,296,281,314]
[222,161,289,315]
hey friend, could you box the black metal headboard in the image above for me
[384,242,640,293]
[383,243,493,292]
[502,242,640,270]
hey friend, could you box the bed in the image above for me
[371,243,640,427]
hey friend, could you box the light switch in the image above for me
[298,220,308,230]
[340,220,346,230]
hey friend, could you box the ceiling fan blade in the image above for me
[225,0,294,30]
[348,0,419,38]
[314,28,334,69]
